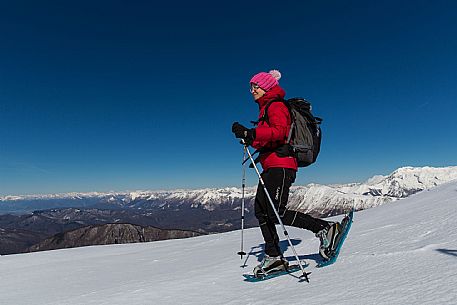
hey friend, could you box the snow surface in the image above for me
[1,182,457,305]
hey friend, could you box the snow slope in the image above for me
[1,182,457,305]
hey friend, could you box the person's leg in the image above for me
[253,168,295,274]
[274,169,340,259]
[256,167,306,256]
[273,168,331,233]
[281,210,330,234]
[254,170,281,257]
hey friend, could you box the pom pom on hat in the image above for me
[250,69,282,91]
[269,69,281,81]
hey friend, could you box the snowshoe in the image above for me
[317,210,354,267]
[252,255,289,277]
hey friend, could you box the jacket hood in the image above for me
[256,85,286,108]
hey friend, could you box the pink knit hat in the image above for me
[250,70,282,91]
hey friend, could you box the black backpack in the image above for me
[261,98,322,167]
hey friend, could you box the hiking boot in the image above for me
[253,255,289,276]
[316,224,332,249]
[317,222,343,260]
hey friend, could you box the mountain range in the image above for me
[2,166,457,216]
[1,166,456,255]
[28,223,202,253]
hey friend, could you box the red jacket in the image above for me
[252,85,298,171]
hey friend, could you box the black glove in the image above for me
[232,122,255,145]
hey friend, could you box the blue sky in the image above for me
[1,0,456,195]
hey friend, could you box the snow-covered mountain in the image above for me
[2,166,457,217]
[1,180,456,304]
[288,165,457,216]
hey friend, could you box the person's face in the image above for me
[250,83,266,100]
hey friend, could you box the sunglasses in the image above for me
[250,83,261,93]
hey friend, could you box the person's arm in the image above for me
[252,102,289,149]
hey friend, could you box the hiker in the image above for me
[231,70,343,274]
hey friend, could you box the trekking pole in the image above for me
[240,139,309,282]
[237,145,247,259]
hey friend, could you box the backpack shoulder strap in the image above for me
[261,98,290,124]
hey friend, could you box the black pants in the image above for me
[254,167,330,257]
